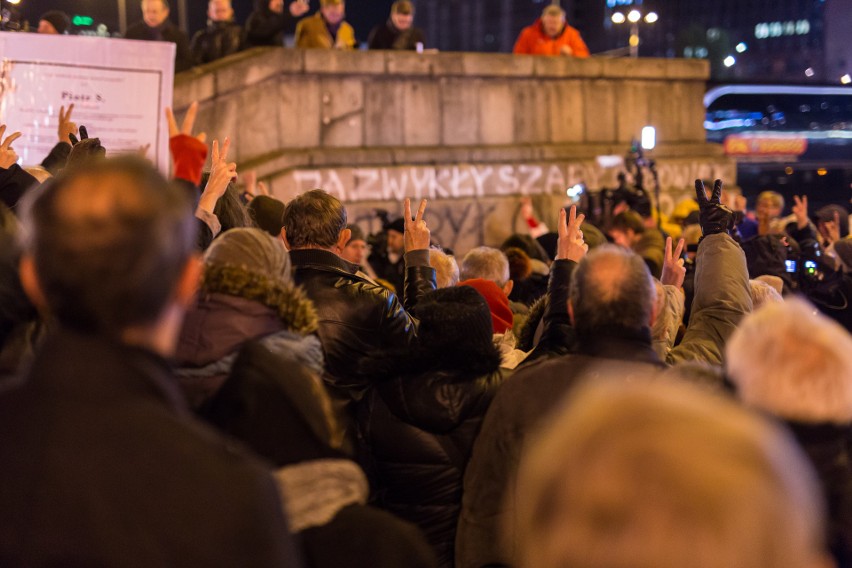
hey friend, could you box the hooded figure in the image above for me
[201,340,438,568]
[175,228,323,408]
[358,286,505,567]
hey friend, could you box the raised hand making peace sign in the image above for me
[403,198,430,252]
[661,236,686,288]
[58,104,78,144]
[165,101,206,144]
[198,138,237,214]
[695,179,735,237]
[555,205,588,263]
[0,125,22,169]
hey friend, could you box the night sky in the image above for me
[16,0,396,43]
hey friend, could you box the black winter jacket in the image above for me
[359,360,504,567]
[202,341,440,568]
[125,19,193,72]
[246,4,297,47]
[0,328,301,567]
[0,164,38,212]
[191,21,245,65]
[787,421,852,568]
[367,20,426,50]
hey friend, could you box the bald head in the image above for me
[20,157,196,335]
[569,245,655,334]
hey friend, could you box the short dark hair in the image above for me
[570,245,654,334]
[610,211,646,235]
[281,189,347,249]
[141,0,170,8]
[391,0,414,15]
[21,156,195,335]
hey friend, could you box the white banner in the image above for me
[0,33,174,172]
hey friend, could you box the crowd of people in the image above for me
[3,95,852,568]
[24,2,588,72]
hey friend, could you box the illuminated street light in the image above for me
[842,74,852,85]
[724,56,736,68]
[612,9,657,58]
[805,68,815,77]
[7,0,21,5]
[735,42,747,53]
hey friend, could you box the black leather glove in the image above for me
[67,125,106,167]
[695,179,735,236]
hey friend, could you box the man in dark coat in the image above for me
[190,0,245,65]
[358,286,504,567]
[0,157,302,568]
[368,0,426,50]
[124,0,193,72]
[282,190,435,417]
[456,181,752,568]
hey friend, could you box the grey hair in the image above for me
[461,246,510,286]
[569,245,656,333]
[727,297,852,424]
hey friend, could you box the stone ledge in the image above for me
[175,48,710,90]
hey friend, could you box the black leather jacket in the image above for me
[290,248,436,402]
[190,20,245,66]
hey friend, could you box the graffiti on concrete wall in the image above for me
[269,158,735,254]
[278,160,735,206]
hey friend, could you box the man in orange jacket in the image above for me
[513,5,590,57]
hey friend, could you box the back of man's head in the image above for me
[512,376,827,568]
[461,246,510,286]
[570,245,655,334]
[20,156,195,336]
[727,297,852,424]
[281,189,347,250]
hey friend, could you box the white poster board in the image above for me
[0,33,174,173]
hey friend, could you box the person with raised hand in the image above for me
[661,236,687,289]
[40,104,78,175]
[664,179,751,364]
[0,125,38,212]
[66,125,107,168]
[284,191,436,437]
[166,101,208,187]
[519,205,587,363]
[165,102,235,250]
[457,181,753,568]
[653,236,687,360]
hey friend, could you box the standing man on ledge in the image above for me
[513,5,590,57]
[295,0,355,50]
[124,0,194,72]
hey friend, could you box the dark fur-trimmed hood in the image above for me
[202,264,318,335]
